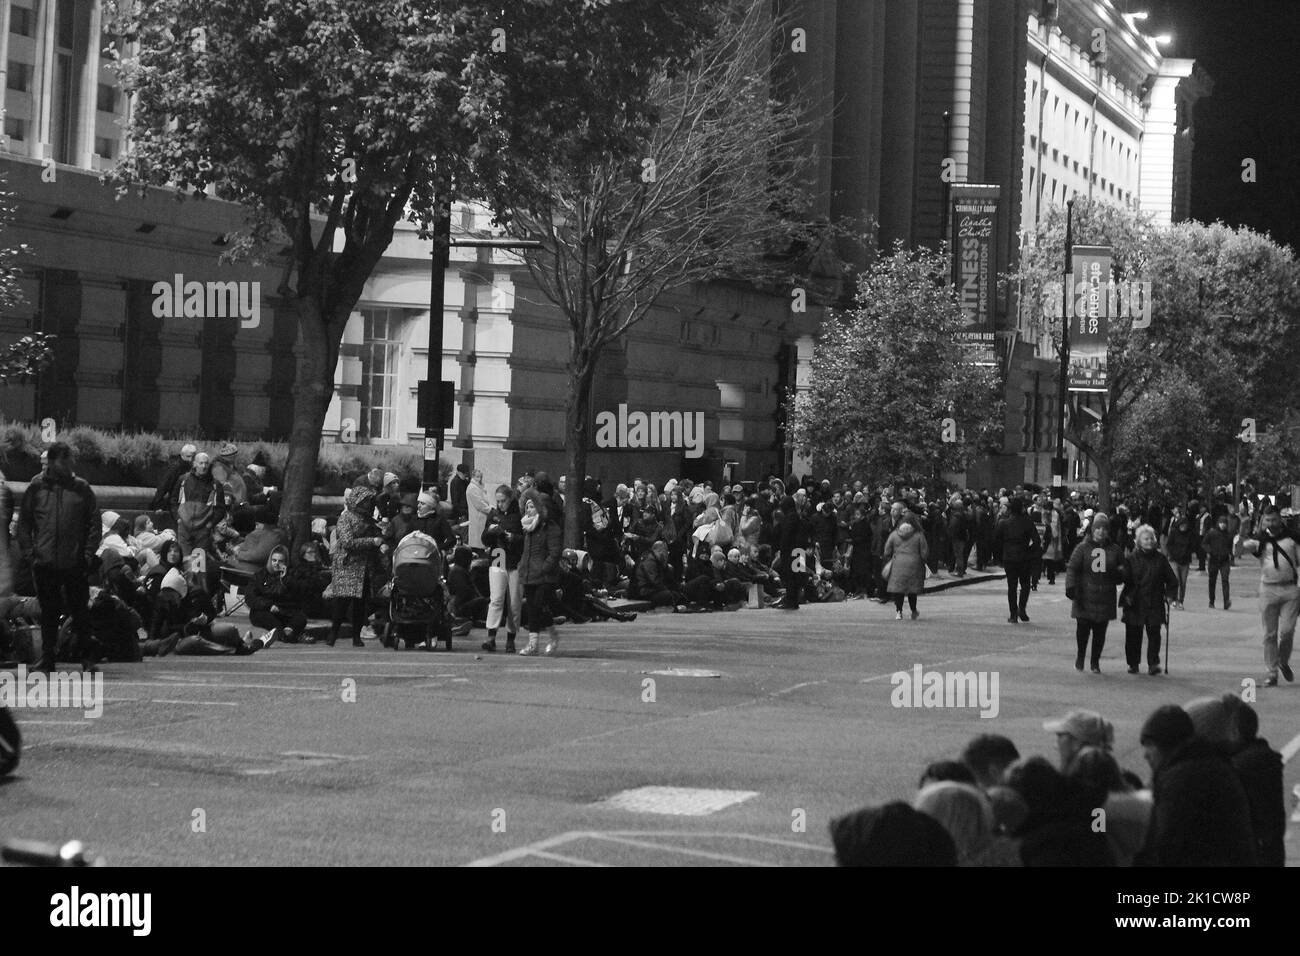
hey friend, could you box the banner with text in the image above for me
[1068,245,1112,392]
[950,185,1000,365]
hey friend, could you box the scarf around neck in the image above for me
[521,512,540,533]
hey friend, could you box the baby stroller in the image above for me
[387,531,453,650]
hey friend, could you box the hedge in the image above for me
[0,418,449,493]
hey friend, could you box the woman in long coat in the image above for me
[883,519,928,621]
[517,489,563,657]
[1120,524,1178,675]
[328,487,386,647]
[1065,512,1125,673]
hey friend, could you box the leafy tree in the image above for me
[1012,201,1300,509]
[491,0,854,545]
[788,242,1004,487]
[0,174,52,384]
[105,0,715,546]
[1109,369,1205,506]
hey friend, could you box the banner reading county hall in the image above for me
[1068,245,1112,392]
[949,184,1000,365]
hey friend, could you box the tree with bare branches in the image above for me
[497,1,849,546]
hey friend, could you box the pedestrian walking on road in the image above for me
[1162,507,1194,608]
[1236,506,1299,687]
[882,518,927,620]
[994,497,1040,623]
[1120,525,1179,675]
[1202,514,1234,609]
[1065,512,1124,673]
[17,442,101,673]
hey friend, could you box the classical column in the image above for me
[78,0,102,168]
[32,0,56,160]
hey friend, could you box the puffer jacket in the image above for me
[1066,538,1125,622]
[18,470,100,570]
[519,516,562,586]
[481,503,525,570]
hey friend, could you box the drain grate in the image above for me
[598,786,758,816]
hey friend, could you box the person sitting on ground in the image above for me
[98,550,152,627]
[913,781,1021,866]
[286,541,331,627]
[633,541,686,609]
[554,550,638,623]
[246,545,310,645]
[750,544,784,600]
[829,802,958,867]
[1134,704,1258,866]
[960,734,1021,790]
[1063,745,1151,867]
[446,547,489,630]
[82,583,144,663]
[211,513,243,565]
[627,506,663,563]
[1043,708,1114,773]
[918,760,977,788]
[128,515,174,573]
[1005,755,1115,866]
[143,540,187,634]
[1184,695,1285,867]
[684,548,748,610]
[97,512,134,561]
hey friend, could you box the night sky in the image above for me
[1136,0,1300,251]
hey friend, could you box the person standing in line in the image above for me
[775,494,811,610]
[946,495,970,578]
[993,497,1040,624]
[17,442,101,673]
[1237,506,1299,687]
[1162,506,1194,609]
[465,468,492,550]
[449,463,470,524]
[1065,513,1124,674]
[1120,525,1179,676]
[1202,513,1234,609]
[149,442,196,515]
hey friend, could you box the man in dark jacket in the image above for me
[633,541,685,608]
[18,442,101,673]
[1202,513,1234,609]
[1162,506,1195,608]
[449,463,470,523]
[149,443,196,514]
[994,497,1041,623]
[1136,704,1258,867]
[776,495,811,609]
[946,496,970,576]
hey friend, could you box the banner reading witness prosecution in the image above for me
[1068,245,1111,392]
[949,185,1000,365]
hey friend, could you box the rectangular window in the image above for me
[96,82,117,113]
[359,308,403,442]
[9,6,33,37]
[55,0,76,50]
[6,61,31,92]
[3,117,25,142]
[94,136,115,159]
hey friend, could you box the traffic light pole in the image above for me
[422,207,451,492]
[1054,198,1074,497]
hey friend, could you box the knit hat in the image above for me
[101,511,122,533]
[1043,709,1114,749]
[383,471,399,487]
[161,567,188,595]
[219,442,238,458]
[1139,704,1194,751]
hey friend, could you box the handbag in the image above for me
[881,559,893,580]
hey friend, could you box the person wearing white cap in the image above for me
[150,442,198,513]
[97,511,134,560]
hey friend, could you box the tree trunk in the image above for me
[563,350,598,550]
[1095,459,1112,513]
[277,296,340,554]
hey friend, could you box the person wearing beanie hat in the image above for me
[517,487,563,656]
[829,802,958,867]
[1136,703,1258,866]
[1065,511,1124,673]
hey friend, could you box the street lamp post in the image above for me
[422,212,542,492]
[1054,198,1075,497]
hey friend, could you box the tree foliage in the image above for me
[105,0,717,545]
[0,174,52,383]
[1011,200,1300,507]
[788,243,1004,486]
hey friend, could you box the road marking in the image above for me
[526,850,610,867]
[148,700,239,707]
[599,786,758,816]
[466,832,592,867]
[586,833,777,866]
[771,680,826,696]
[1281,732,1300,764]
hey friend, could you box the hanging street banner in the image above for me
[950,184,1000,365]
[1068,245,1112,392]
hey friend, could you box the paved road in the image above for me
[2,571,1296,867]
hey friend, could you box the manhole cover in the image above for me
[643,669,722,678]
[598,786,758,816]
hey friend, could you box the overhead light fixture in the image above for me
[50,207,74,219]
[136,222,156,233]
[1154,34,1172,45]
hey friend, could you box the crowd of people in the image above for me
[831,697,1288,867]
[0,441,1294,690]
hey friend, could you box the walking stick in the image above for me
[1170,598,1180,671]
